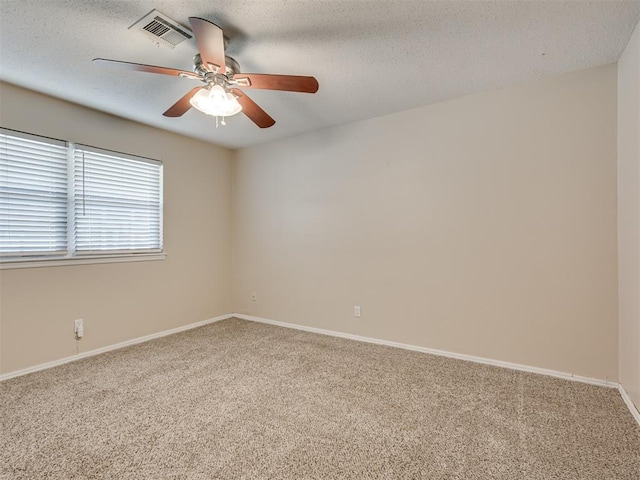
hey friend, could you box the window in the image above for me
[73,145,163,254]
[0,131,68,256]
[0,128,163,267]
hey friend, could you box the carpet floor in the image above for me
[1,318,639,479]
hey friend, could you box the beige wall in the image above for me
[232,64,619,381]
[618,20,640,409]
[0,83,233,374]
[0,63,623,383]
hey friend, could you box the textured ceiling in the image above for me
[1,1,639,149]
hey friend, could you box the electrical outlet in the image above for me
[354,306,361,317]
[74,319,84,339]
[251,292,257,302]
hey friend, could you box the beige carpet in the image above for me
[1,318,639,479]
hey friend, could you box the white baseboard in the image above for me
[618,383,640,426]
[233,313,619,389]
[0,313,233,382]
[3,311,638,428]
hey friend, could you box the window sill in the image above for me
[0,253,167,270]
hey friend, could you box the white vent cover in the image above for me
[129,9,192,48]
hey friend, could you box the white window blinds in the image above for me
[0,130,68,256]
[0,129,163,261]
[73,145,163,254]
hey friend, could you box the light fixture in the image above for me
[189,84,242,119]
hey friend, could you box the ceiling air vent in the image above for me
[129,10,192,49]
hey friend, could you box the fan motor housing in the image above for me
[193,54,240,77]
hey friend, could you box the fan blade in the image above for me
[232,74,319,93]
[189,17,226,73]
[230,89,275,128]
[93,58,199,79]
[163,87,202,117]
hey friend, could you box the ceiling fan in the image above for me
[94,17,319,128]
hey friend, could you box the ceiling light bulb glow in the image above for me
[189,85,242,117]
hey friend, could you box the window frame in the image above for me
[0,128,165,270]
